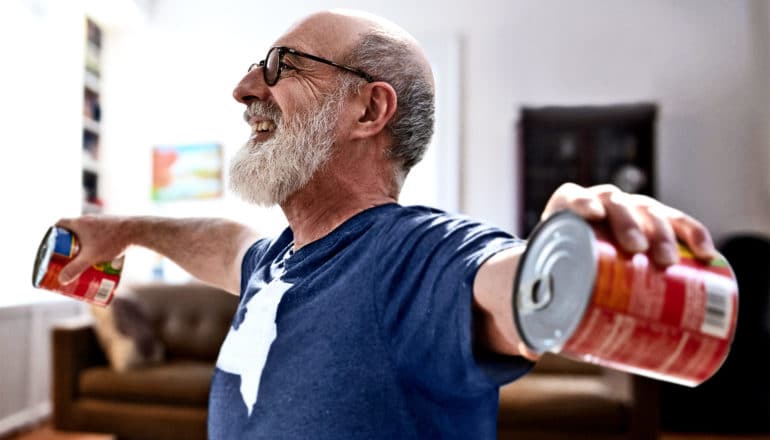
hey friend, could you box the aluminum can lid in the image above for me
[513,210,598,353]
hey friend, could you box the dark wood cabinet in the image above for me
[518,103,657,237]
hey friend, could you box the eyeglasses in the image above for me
[248,46,375,86]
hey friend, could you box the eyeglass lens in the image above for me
[265,48,281,85]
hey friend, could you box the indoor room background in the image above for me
[2,0,770,292]
[0,0,769,436]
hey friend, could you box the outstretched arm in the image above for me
[472,183,717,359]
[55,216,260,295]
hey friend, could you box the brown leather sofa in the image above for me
[498,353,660,440]
[52,282,659,440]
[52,283,238,440]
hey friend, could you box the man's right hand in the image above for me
[56,216,131,285]
[53,215,260,295]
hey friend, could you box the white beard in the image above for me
[228,96,342,207]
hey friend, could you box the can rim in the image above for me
[32,226,57,287]
[512,210,598,354]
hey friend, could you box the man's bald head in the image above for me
[280,10,434,85]
[279,10,436,186]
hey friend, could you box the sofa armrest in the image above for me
[51,320,107,429]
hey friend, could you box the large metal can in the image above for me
[514,210,738,386]
[32,226,122,306]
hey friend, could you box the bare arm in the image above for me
[55,216,260,295]
[472,183,717,359]
[473,246,538,359]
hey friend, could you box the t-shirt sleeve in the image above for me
[374,212,533,399]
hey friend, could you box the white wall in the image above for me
[754,0,770,205]
[99,0,769,251]
[0,0,84,305]
[4,0,768,287]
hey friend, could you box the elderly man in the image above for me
[57,10,715,439]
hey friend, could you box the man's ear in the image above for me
[349,81,397,140]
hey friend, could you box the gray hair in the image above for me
[344,31,435,187]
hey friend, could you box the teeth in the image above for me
[252,121,276,134]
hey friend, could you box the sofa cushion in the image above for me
[79,360,214,406]
[128,283,239,361]
[90,291,165,372]
[498,374,628,432]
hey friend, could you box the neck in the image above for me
[279,153,398,249]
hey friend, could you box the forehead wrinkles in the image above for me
[275,16,364,61]
[271,40,344,63]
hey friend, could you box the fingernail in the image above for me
[58,273,71,285]
[625,229,648,252]
[654,243,679,266]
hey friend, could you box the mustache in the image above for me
[242,101,282,122]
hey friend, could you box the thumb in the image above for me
[58,256,90,285]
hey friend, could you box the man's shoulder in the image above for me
[365,204,520,265]
[374,204,499,236]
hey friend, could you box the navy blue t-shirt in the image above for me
[208,204,531,439]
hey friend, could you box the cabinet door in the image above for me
[518,104,656,237]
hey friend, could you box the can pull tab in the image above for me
[519,274,554,312]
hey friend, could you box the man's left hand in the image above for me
[541,183,716,266]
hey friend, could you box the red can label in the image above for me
[32,227,122,306]
[561,236,738,386]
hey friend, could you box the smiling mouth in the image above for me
[249,120,277,141]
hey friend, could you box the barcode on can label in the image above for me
[700,273,735,339]
[94,279,115,303]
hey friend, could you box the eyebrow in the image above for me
[276,42,336,67]
[283,51,315,69]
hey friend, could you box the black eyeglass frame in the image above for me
[249,46,375,86]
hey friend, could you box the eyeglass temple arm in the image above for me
[285,48,374,82]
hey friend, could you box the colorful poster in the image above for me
[152,143,223,201]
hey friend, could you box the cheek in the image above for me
[274,80,334,115]
[269,86,305,114]
[334,104,364,138]
[334,120,353,140]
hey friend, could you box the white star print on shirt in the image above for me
[215,278,293,417]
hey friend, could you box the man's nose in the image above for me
[233,67,270,104]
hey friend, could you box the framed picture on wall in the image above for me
[152,142,224,202]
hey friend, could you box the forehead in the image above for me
[272,13,367,60]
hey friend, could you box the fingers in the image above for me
[598,190,678,264]
[53,215,122,285]
[541,183,716,267]
[55,217,74,229]
[665,208,717,260]
[52,218,81,284]
[598,190,715,265]
[636,202,679,266]
[595,188,649,254]
[58,255,90,285]
[541,183,606,221]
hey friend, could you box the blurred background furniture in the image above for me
[52,283,666,440]
[506,102,661,438]
[498,353,660,440]
[518,103,657,237]
[661,234,770,433]
[51,283,238,440]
